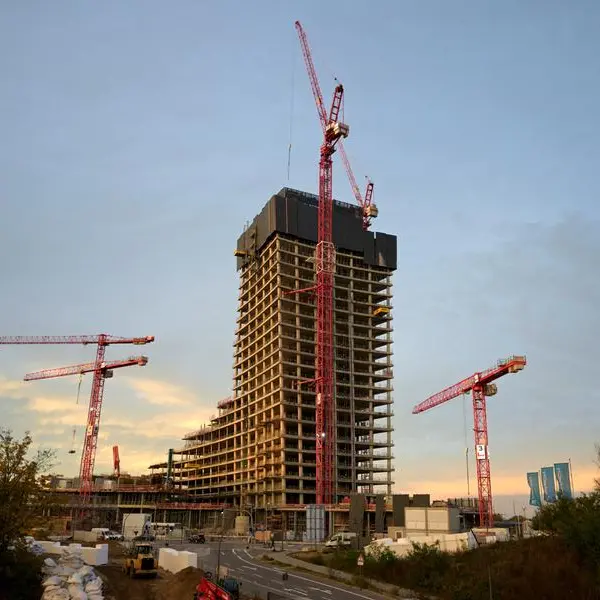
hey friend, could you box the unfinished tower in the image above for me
[178,187,396,511]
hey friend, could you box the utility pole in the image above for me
[216,511,224,578]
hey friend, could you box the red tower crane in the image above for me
[0,334,154,502]
[24,355,148,501]
[113,445,120,479]
[295,21,377,231]
[412,355,527,528]
[294,21,363,505]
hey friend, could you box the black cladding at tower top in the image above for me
[235,187,397,271]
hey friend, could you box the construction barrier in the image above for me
[158,547,198,573]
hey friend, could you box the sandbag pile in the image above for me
[24,535,45,556]
[41,550,104,600]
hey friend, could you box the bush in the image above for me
[326,549,361,572]
[532,492,600,567]
[403,541,452,592]
[306,552,325,566]
[0,545,43,600]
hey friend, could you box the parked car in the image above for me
[188,533,206,544]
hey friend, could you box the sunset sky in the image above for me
[1,1,599,517]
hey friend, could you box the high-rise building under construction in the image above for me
[176,187,397,512]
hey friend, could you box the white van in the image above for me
[325,531,357,548]
[90,528,110,541]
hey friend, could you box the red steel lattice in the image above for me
[412,355,526,528]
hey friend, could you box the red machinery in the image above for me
[0,334,154,502]
[194,577,232,600]
[113,445,120,479]
[412,355,527,528]
[295,21,377,231]
[24,354,149,502]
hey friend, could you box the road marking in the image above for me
[244,549,253,558]
[285,588,307,596]
[310,587,332,595]
[240,565,258,571]
[236,576,297,597]
[232,548,384,600]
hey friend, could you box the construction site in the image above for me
[4,20,529,544]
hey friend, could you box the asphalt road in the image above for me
[168,540,394,600]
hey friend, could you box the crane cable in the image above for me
[69,373,84,454]
[462,394,471,497]
[287,26,296,181]
[75,372,83,404]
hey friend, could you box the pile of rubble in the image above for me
[41,547,104,600]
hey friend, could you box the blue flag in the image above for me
[554,462,573,499]
[527,472,542,507]
[541,466,557,503]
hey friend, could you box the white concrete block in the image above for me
[80,544,108,566]
[179,551,198,569]
[38,541,62,555]
[158,547,198,574]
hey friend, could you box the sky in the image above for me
[1,1,599,517]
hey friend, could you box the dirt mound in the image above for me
[155,566,204,597]
[97,565,204,600]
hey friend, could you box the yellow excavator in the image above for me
[123,543,158,578]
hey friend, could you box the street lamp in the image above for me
[216,511,224,579]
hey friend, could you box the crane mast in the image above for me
[316,84,347,505]
[412,355,526,528]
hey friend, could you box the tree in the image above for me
[0,429,55,552]
[0,430,57,600]
[531,444,600,568]
[595,443,600,491]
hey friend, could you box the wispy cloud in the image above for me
[0,377,28,399]
[124,377,196,407]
